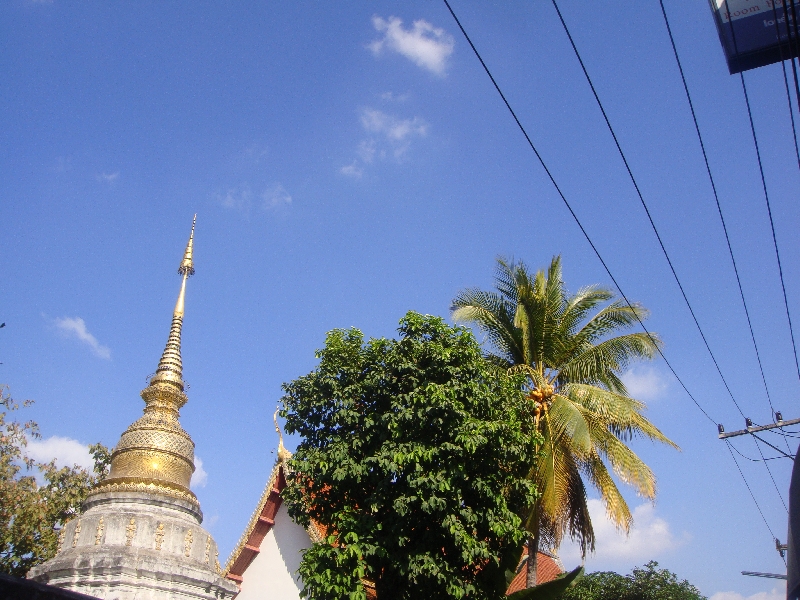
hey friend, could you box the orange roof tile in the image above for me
[505,551,564,595]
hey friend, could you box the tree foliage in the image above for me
[281,312,541,600]
[452,257,677,586]
[0,385,111,576]
[558,561,706,600]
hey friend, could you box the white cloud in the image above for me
[262,184,292,211]
[191,456,208,488]
[96,172,120,183]
[54,317,111,360]
[25,436,94,471]
[559,499,687,567]
[357,139,378,164]
[369,16,454,75]
[341,108,428,176]
[621,366,668,401]
[219,186,253,212]
[711,586,785,600]
[340,162,363,179]
[360,108,427,144]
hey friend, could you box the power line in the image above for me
[440,0,718,427]
[738,72,800,387]
[726,440,783,547]
[719,0,800,397]
[768,0,800,172]
[549,0,747,421]
[441,0,785,553]
[657,0,783,427]
[728,441,789,462]
[752,436,789,510]
[660,0,796,542]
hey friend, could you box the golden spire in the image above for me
[91,217,201,512]
[151,215,196,392]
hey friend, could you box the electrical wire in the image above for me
[726,440,784,552]
[441,0,787,557]
[441,0,719,427]
[751,436,789,510]
[670,0,800,541]
[659,1,795,455]
[728,442,789,462]
[720,1,800,392]
[769,1,800,172]
[752,433,796,460]
[549,0,749,425]
[781,60,800,171]
[738,73,800,388]
[786,1,800,117]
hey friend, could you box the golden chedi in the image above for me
[95,220,199,508]
[28,217,238,600]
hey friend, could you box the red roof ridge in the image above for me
[223,457,299,584]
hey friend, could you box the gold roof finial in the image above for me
[274,407,291,463]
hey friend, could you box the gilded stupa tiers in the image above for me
[90,216,199,509]
[29,216,238,600]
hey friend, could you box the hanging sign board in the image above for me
[710,0,800,73]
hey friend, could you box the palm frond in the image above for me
[564,383,679,449]
[536,413,575,521]
[558,285,614,338]
[451,288,524,364]
[559,333,661,385]
[452,256,676,575]
[580,454,632,533]
[572,301,648,345]
[586,422,658,500]
[562,466,594,555]
[547,395,591,456]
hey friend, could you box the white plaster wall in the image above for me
[236,504,311,600]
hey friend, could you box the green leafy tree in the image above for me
[281,312,540,600]
[0,385,111,576]
[451,257,678,587]
[558,561,706,600]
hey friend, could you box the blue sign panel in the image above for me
[711,0,800,73]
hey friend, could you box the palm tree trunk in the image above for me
[526,532,540,588]
[526,456,542,588]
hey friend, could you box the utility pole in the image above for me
[717,415,797,598]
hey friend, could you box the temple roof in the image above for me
[505,548,565,595]
[225,446,565,595]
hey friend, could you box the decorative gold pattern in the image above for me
[89,479,199,508]
[115,428,195,458]
[215,550,220,574]
[72,520,81,548]
[125,518,137,546]
[95,517,105,545]
[89,218,201,501]
[184,529,193,557]
[155,523,165,550]
[204,535,211,564]
[108,449,194,488]
[57,526,66,553]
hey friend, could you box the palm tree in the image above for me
[451,256,677,588]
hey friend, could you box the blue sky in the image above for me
[2,1,799,597]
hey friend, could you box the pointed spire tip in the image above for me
[178,215,196,277]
